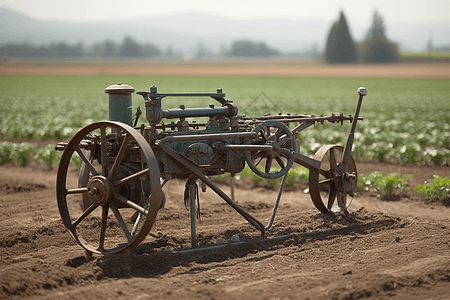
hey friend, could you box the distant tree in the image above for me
[1,41,83,58]
[102,40,117,57]
[90,39,117,57]
[228,40,279,57]
[325,11,357,64]
[361,11,399,63]
[119,36,142,57]
[142,43,161,57]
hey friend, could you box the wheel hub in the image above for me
[268,141,281,157]
[87,176,113,206]
[334,163,357,196]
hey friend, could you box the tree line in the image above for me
[0,36,280,60]
[1,11,428,63]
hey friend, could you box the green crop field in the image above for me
[1,75,449,166]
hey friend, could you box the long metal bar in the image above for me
[163,107,227,119]
[241,116,359,125]
[342,89,366,165]
[115,193,148,215]
[157,142,266,236]
[150,92,226,98]
[114,168,149,188]
[265,173,288,231]
[224,144,273,151]
[159,132,257,144]
[294,152,321,171]
[187,178,198,248]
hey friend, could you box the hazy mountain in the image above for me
[0,7,448,54]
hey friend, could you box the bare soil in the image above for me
[1,161,449,300]
[1,61,450,78]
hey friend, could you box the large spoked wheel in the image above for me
[244,120,296,179]
[56,121,162,255]
[309,145,357,213]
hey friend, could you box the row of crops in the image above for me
[1,75,449,166]
[1,140,448,203]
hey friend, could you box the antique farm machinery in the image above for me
[55,83,367,255]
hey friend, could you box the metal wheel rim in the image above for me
[56,121,162,254]
[244,120,296,179]
[309,145,357,213]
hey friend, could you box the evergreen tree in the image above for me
[325,11,357,64]
[361,11,399,63]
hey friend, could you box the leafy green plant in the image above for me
[12,142,36,166]
[0,141,15,163]
[422,148,450,166]
[415,175,450,202]
[285,166,309,186]
[366,172,411,199]
[265,177,282,189]
[34,144,62,170]
[356,173,370,192]
[396,143,423,164]
[249,172,264,187]
[211,172,232,183]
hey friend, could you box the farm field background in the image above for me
[1,62,450,300]
[1,64,449,165]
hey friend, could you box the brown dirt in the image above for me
[1,161,449,300]
[1,61,450,78]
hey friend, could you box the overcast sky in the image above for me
[1,0,449,26]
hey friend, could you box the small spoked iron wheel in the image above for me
[56,121,162,255]
[244,120,296,179]
[308,145,357,213]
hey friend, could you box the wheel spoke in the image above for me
[265,157,273,173]
[274,128,282,140]
[76,146,99,176]
[66,187,88,195]
[72,203,98,227]
[98,205,109,251]
[260,130,269,143]
[110,200,133,242]
[114,168,149,188]
[131,215,142,236]
[251,151,264,161]
[337,192,347,209]
[108,133,132,180]
[330,148,337,172]
[319,168,330,178]
[319,178,332,186]
[115,193,148,215]
[100,125,109,177]
[279,136,291,148]
[327,186,337,210]
[275,156,285,169]
[254,156,264,168]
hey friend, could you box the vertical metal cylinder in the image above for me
[105,82,135,125]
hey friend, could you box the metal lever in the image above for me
[342,87,367,165]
